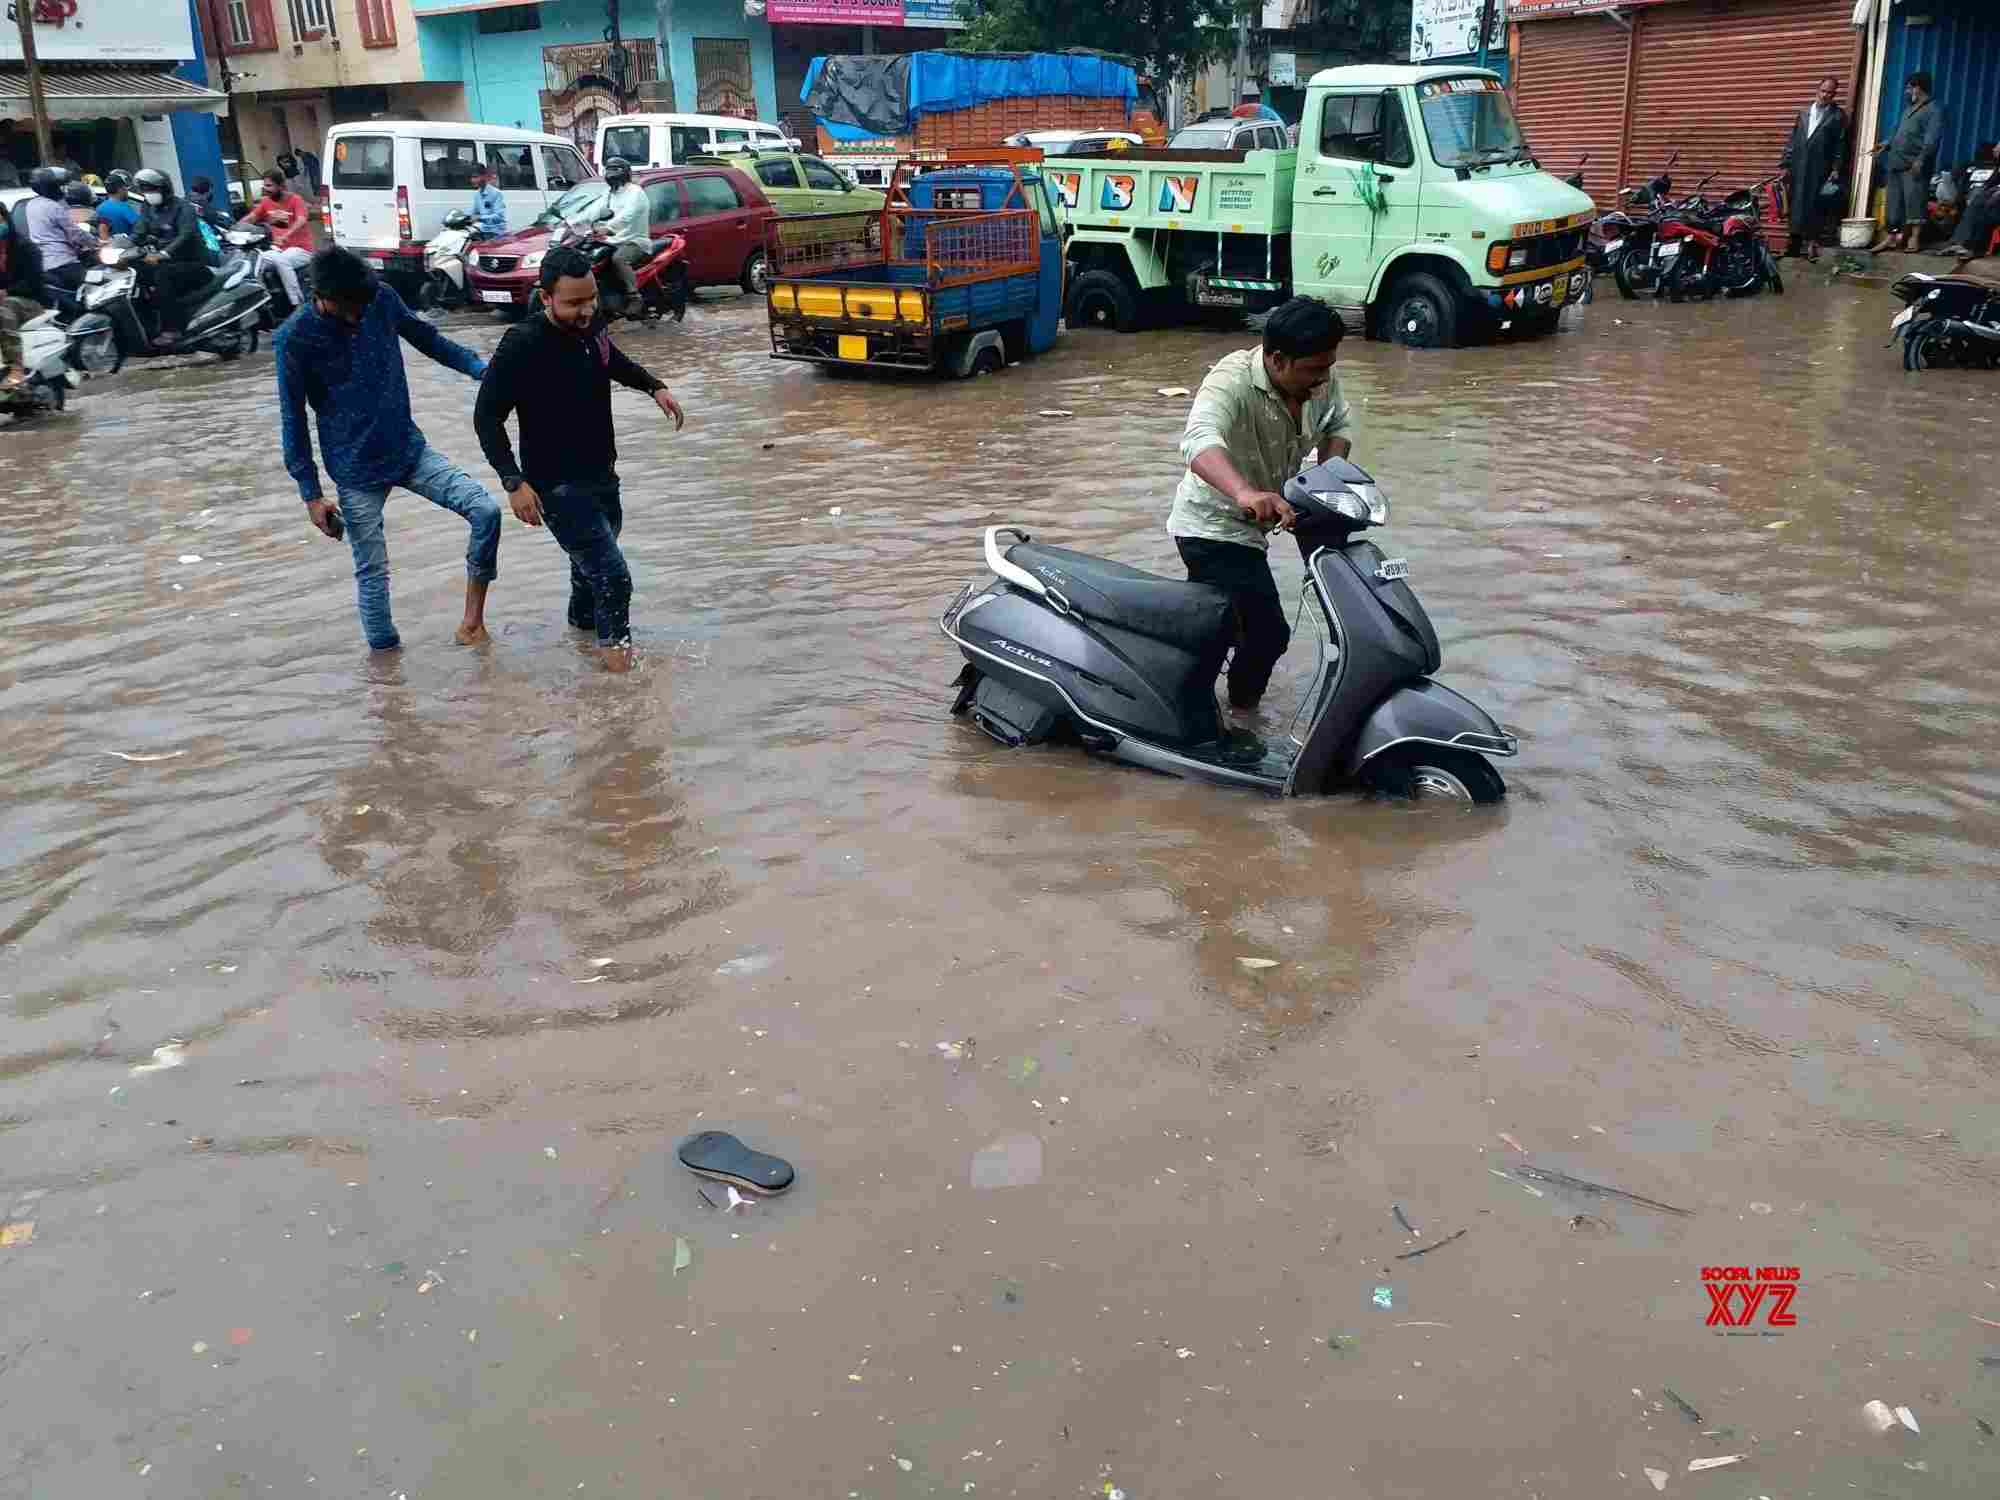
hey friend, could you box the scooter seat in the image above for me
[1006,542,1230,653]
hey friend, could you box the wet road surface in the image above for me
[4,281,1999,1497]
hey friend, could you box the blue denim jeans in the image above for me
[334,444,502,650]
[540,474,629,647]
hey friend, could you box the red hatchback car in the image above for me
[464,164,777,312]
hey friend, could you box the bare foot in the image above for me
[454,622,491,646]
[598,643,635,674]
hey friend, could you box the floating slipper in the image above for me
[677,1130,795,1196]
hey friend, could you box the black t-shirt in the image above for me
[473,312,664,492]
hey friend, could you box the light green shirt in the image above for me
[1168,346,1354,551]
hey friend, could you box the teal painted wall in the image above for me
[415,0,778,133]
[665,0,778,123]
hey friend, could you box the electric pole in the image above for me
[13,0,53,163]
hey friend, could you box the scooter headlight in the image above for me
[1328,486,1389,525]
[98,245,121,265]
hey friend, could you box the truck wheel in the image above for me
[1067,269,1137,332]
[1385,273,1458,349]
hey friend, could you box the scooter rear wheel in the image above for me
[1364,747,1506,804]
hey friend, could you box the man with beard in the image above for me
[472,246,685,673]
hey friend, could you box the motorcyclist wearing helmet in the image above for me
[133,168,214,343]
[593,157,653,304]
[97,170,142,239]
[0,198,50,390]
[63,178,97,234]
[20,166,96,293]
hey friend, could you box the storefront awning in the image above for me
[0,65,228,123]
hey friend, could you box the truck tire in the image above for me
[1067,269,1138,332]
[1384,272,1458,349]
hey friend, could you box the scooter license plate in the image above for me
[1603,238,1624,255]
[1891,305,1916,331]
[479,289,514,305]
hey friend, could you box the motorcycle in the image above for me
[1596,151,1678,289]
[0,306,86,420]
[421,210,479,311]
[1617,166,1718,299]
[83,236,271,362]
[532,220,690,324]
[939,457,1518,802]
[225,223,314,327]
[1660,174,1784,301]
[1889,270,2000,369]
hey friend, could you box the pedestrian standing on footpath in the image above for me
[276,247,503,651]
[1781,77,1848,263]
[1868,72,1943,254]
[473,246,684,674]
[1169,295,1352,718]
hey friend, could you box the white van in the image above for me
[325,121,594,293]
[594,113,792,171]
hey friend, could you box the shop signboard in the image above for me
[1410,0,1505,61]
[2,0,195,63]
[767,0,904,22]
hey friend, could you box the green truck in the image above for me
[1049,64,1595,348]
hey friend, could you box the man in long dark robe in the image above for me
[1781,76,1848,261]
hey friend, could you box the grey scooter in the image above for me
[940,458,1518,801]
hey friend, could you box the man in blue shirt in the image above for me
[95,171,142,238]
[276,246,503,651]
[470,165,507,238]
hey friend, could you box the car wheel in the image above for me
[742,248,770,295]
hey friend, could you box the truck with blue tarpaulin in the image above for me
[765,156,1064,377]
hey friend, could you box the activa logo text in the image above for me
[1701,1265,1800,1331]
[994,640,1055,670]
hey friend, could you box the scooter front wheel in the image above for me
[1363,747,1506,804]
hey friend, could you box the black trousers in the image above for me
[152,260,212,333]
[543,473,629,646]
[1176,535,1290,708]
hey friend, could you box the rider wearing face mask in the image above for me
[132,168,213,344]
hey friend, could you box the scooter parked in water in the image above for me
[85,236,271,362]
[0,307,86,419]
[1889,269,2000,369]
[422,210,479,311]
[940,458,1518,802]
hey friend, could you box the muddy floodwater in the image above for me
[4,281,1998,1499]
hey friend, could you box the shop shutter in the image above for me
[1512,15,1633,212]
[1626,0,1861,247]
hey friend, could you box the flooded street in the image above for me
[4,279,1999,1498]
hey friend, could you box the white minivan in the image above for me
[325,121,594,297]
[594,113,792,171]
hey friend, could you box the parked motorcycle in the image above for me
[532,221,690,324]
[1890,270,2000,369]
[940,457,1518,802]
[1595,152,1678,288]
[84,236,271,361]
[0,307,86,420]
[1660,174,1784,301]
[421,210,479,311]
[225,223,314,328]
[1616,166,1718,299]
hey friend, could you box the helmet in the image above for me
[105,170,130,192]
[132,167,173,199]
[603,156,631,188]
[64,181,94,207]
[29,166,65,199]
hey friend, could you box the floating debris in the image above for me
[1861,1400,1897,1434]
[130,1043,187,1076]
[673,1236,692,1276]
[1663,1387,1702,1424]
[1643,1467,1669,1492]
[1371,1285,1394,1310]
[1511,1164,1691,1216]
[103,749,185,763]
[1037,409,1074,418]
[1235,957,1278,971]
[1896,1405,1921,1434]
[1392,1204,1418,1236]
[1395,1227,1468,1261]
[715,952,776,978]
[1497,1131,1527,1153]
[0,1222,33,1248]
[1156,386,1191,397]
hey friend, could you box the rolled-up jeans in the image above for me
[540,473,629,646]
[607,241,648,299]
[332,444,502,650]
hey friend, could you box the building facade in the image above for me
[2,0,228,189]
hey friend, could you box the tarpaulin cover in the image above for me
[803,51,1139,139]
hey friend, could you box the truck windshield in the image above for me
[1417,78,1528,168]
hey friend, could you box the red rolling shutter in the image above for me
[1624,0,1862,247]
[1512,15,1634,213]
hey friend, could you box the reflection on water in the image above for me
[2,287,1998,1497]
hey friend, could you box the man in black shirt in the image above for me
[473,246,684,672]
